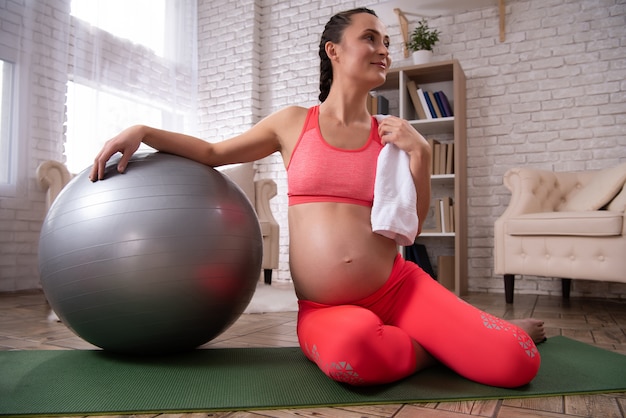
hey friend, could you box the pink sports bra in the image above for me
[287,105,383,207]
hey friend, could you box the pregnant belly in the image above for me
[288,203,397,304]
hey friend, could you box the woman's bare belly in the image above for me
[288,203,399,305]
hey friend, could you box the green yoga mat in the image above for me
[1,336,625,417]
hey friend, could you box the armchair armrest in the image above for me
[255,178,279,271]
[36,161,72,209]
[255,179,277,223]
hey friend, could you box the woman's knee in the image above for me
[499,335,541,387]
[298,306,382,361]
[477,335,541,388]
[297,306,416,385]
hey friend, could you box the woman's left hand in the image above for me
[377,116,430,159]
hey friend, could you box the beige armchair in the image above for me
[218,162,280,284]
[494,163,626,303]
[37,159,280,284]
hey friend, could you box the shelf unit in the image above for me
[376,60,467,295]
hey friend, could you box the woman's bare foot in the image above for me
[510,318,547,344]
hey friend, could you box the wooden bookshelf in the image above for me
[375,60,467,295]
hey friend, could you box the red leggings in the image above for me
[297,255,540,387]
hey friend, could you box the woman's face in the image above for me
[329,13,391,88]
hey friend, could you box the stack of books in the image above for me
[428,139,454,175]
[406,80,453,119]
[367,93,389,115]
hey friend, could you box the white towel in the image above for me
[371,115,419,246]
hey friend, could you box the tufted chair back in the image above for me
[502,169,598,215]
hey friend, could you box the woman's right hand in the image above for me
[89,125,145,182]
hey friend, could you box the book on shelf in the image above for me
[377,95,389,114]
[432,139,441,175]
[440,196,454,233]
[449,199,455,232]
[437,255,455,289]
[427,91,443,118]
[433,92,446,117]
[407,83,453,120]
[406,80,428,120]
[423,90,437,118]
[416,88,434,119]
[438,142,447,175]
[446,142,454,175]
[435,91,453,117]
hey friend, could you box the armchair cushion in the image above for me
[559,162,626,211]
[505,211,623,237]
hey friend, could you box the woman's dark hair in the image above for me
[318,8,378,102]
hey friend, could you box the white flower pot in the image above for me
[412,50,433,65]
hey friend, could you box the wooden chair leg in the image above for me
[504,274,515,304]
[264,268,272,285]
[561,278,571,299]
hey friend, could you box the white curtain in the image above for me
[64,0,198,173]
[5,0,198,175]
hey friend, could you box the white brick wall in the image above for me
[2,0,625,298]
[197,0,261,139]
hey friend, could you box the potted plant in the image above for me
[407,19,440,65]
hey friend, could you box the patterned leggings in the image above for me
[297,254,540,387]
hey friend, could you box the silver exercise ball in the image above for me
[38,152,262,353]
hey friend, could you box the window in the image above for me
[70,0,166,57]
[65,0,197,173]
[65,82,168,173]
[0,58,15,188]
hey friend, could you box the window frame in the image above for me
[0,45,23,197]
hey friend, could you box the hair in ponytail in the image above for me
[318,8,377,102]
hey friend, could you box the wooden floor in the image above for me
[1,289,625,418]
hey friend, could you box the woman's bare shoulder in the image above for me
[261,105,310,141]
[268,105,309,123]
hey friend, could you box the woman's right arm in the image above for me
[89,125,211,181]
[89,106,305,182]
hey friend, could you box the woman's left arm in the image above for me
[378,117,432,235]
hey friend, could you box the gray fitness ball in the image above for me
[38,152,262,354]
